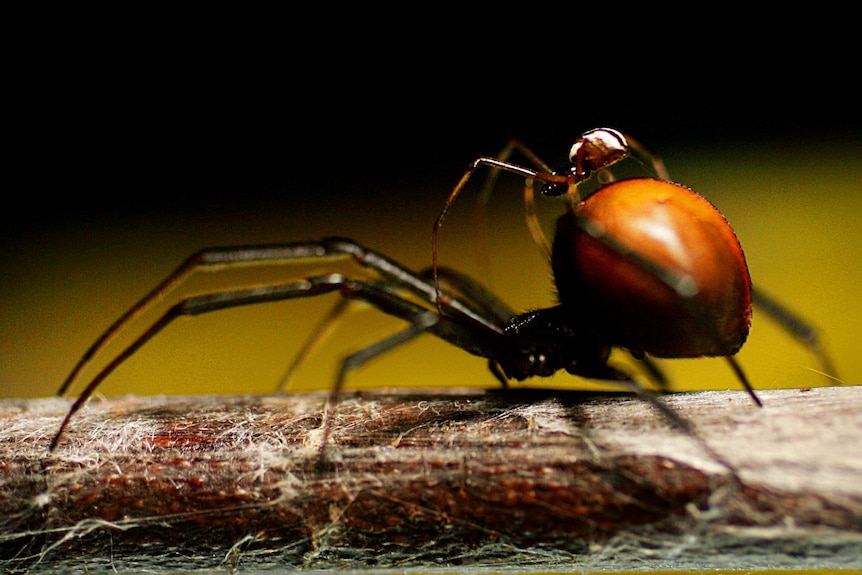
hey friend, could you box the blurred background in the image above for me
[2,38,860,401]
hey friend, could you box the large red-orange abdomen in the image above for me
[552,178,752,358]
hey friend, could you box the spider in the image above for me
[48,128,836,454]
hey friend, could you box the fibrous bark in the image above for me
[1,386,860,572]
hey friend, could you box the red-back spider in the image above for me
[49,128,836,461]
[432,128,837,391]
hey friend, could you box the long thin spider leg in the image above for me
[59,238,503,400]
[724,356,762,407]
[633,354,670,392]
[522,178,553,259]
[487,359,509,388]
[625,148,835,383]
[56,242,331,397]
[476,139,555,208]
[278,265,518,395]
[51,271,509,451]
[419,266,515,324]
[325,238,503,333]
[751,285,840,382]
[436,131,646,305]
[592,364,741,481]
[623,134,671,181]
[275,298,352,394]
[313,283,511,463]
[432,158,569,309]
[318,311,439,464]
[473,133,662,274]
[626,147,835,387]
[50,276,344,451]
[473,140,557,280]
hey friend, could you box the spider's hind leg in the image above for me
[634,353,670,392]
[585,362,740,481]
[751,286,841,383]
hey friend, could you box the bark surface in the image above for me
[1,386,860,572]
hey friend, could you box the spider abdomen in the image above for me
[552,178,752,359]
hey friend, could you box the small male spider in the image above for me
[49,128,836,452]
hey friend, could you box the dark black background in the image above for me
[7,46,862,243]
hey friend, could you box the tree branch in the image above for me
[2,386,860,572]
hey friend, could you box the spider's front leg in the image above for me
[49,243,512,452]
[58,237,499,399]
[50,273,417,451]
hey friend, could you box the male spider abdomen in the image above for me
[552,178,752,358]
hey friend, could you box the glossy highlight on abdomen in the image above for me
[552,178,752,358]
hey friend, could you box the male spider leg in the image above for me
[621,133,671,181]
[476,139,556,209]
[473,131,664,271]
[432,157,569,309]
[420,266,515,325]
[474,140,557,274]
[750,286,840,382]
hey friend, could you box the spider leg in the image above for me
[580,362,740,480]
[317,311,439,463]
[472,140,557,277]
[50,271,508,451]
[472,133,670,275]
[750,286,841,383]
[58,238,503,399]
[51,275,344,451]
[420,266,515,324]
[432,156,570,307]
[633,353,670,392]
[487,359,510,388]
[275,298,352,394]
[314,300,511,465]
[56,243,331,396]
[477,138,555,209]
[276,265,515,394]
[426,269,672,395]
[420,266,522,390]
[620,133,671,181]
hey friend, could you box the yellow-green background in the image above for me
[1,141,858,399]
